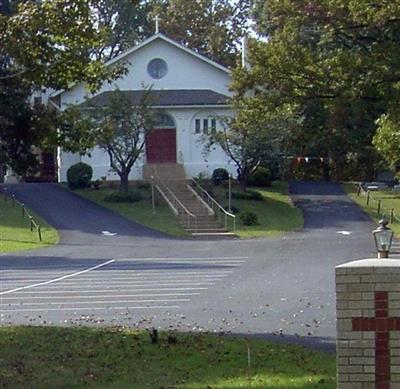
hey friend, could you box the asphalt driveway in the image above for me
[0,181,377,352]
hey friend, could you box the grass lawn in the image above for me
[74,186,189,237]
[0,326,336,389]
[72,181,303,239]
[343,183,400,237]
[0,196,58,253]
[212,181,303,238]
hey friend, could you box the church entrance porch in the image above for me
[146,128,177,163]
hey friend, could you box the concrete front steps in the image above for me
[144,163,236,237]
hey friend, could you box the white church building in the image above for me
[48,33,236,182]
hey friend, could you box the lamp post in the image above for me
[228,173,232,213]
[151,175,156,214]
[373,219,394,259]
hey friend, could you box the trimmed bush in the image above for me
[224,205,240,214]
[248,167,273,187]
[67,162,93,189]
[211,168,229,186]
[91,180,102,190]
[104,189,143,203]
[229,190,264,201]
[135,181,151,191]
[240,211,258,225]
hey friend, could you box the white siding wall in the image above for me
[58,36,235,181]
[59,107,236,181]
[59,37,232,108]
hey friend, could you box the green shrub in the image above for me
[135,181,151,191]
[248,167,273,187]
[224,205,240,214]
[240,211,258,225]
[211,168,229,186]
[104,189,143,203]
[91,180,102,190]
[67,162,93,189]
[229,190,264,201]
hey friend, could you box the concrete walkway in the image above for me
[0,181,376,352]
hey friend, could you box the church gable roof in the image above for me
[50,33,231,103]
[81,89,230,108]
[106,33,231,75]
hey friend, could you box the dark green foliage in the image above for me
[248,167,273,187]
[135,181,151,191]
[211,168,229,186]
[240,211,258,225]
[91,180,102,190]
[230,190,264,201]
[67,163,93,190]
[224,205,240,214]
[104,189,143,203]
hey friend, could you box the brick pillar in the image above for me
[336,258,400,389]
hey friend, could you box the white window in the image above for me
[147,58,168,79]
[211,119,216,132]
[203,119,209,134]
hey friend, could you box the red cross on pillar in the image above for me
[352,291,400,389]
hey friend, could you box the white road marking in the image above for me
[28,282,216,287]
[0,260,115,296]
[0,293,200,300]
[0,299,190,307]
[0,275,232,285]
[118,256,248,261]
[0,272,233,280]
[3,287,209,294]
[101,231,117,236]
[0,306,181,312]
[336,230,352,235]
[1,256,246,314]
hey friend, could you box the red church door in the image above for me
[146,128,177,163]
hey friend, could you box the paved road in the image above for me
[0,182,377,352]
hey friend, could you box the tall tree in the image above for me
[205,95,301,190]
[373,108,400,175]
[91,0,154,62]
[238,0,400,180]
[0,0,123,90]
[151,0,251,67]
[0,0,125,177]
[60,90,155,193]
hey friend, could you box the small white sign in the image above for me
[337,230,352,236]
[102,231,117,236]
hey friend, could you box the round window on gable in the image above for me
[147,58,168,79]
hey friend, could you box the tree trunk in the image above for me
[119,170,130,194]
[239,174,248,192]
[322,159,330,181]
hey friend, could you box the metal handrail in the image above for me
[153,174,198,232]
[189,178,236,231]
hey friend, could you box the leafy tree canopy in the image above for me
[0,0,123,91]
[59,90,155,193]
[232,0,400,180]
[153,0,251,67]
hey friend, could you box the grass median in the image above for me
[212,181,303,238]
[0,196,58,253]
[0,326,336,389]
[72,181,303,239]
[74,185,189,237]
